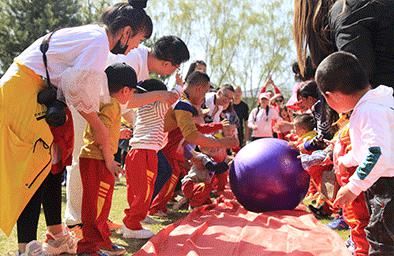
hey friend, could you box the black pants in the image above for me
[365,177,394,255]
[17,172,63,243]
[250,136,270,141]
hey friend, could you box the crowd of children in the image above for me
[1,0,394,255]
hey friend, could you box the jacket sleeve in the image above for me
[347,108,392,195]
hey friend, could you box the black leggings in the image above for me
[17,172,63,243]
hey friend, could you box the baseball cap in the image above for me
[105,62,137,89]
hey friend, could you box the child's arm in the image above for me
[335,110,391,207]
[79,111,109,154]
[127,91,178,108]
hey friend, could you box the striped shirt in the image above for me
[130,86,182,151]
[130,101,170,151]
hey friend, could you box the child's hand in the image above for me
[105,160,123,177]
[333,185,357,208]
[221,119,230,127]
[175,72,184,86]
[161,91,179,105]
[119,128,132,139]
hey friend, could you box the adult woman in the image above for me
[247,93,281,141]
[294,0,394,88]
[0,0,176,254]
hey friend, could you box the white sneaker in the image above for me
[23,241,44,256]
[42,229,77,255]
[142,216,159,224]
[121,226,154,239]
[151,210,168,217]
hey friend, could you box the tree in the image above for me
[0,0,83,72]
[146,0,294,107]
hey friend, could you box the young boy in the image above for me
[121,79,180,240]
[315,51,394,254]
[181,143,229,209]
[77,63,138,256]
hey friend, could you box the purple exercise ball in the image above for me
[229,138,309,212]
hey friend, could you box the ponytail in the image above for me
[101,0,152,38]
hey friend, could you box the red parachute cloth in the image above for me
[136,190,350,256]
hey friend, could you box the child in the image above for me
[331,113,370,255]
[181,144,229,209]
[77,63,138,255]
[315,51,394,254]
[121,79,180,239]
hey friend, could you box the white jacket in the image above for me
[339,85,394,195]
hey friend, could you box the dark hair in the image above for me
[220,84,235,93]
[294,113,316,132]
[292,57,316,81]
[152,35,190,65]
[315,52,369,95]
[105,62,137,94]
[136,79,167,93]
[185,60,207,81]
[297,80,319,99]
[186,71,210,87]
[293,0,336,75]
[101,1,153,39]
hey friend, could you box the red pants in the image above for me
[149,157,182,214]
[212,172,228,193]
[78,158,114,254]
[343,193,370,256]
[182,180,212,208]
[124,149,158,230]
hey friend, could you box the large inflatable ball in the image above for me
[229,138,309,212]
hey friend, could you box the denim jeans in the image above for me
[365,177,394,255]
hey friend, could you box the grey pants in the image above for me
[365,177,394,255]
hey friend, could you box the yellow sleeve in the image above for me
[174,109,199,142]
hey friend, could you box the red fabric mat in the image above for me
[136,191,351,256]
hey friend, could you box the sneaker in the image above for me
[345,236,355,254]
[122,226,154,239]
[100,244,126,256]
[327,216,349,230]
[307,205,331,219]
[150,210,167,217]
[42,229,77,255]
[68,224,83,240]
[23,241,44,256]
[107,219,122,232]
[172,197,188,210]
[142,216,159,224]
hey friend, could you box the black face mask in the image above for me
[111,35,129,55]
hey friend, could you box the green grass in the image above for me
[0,178,189,255]
[0,178,349,254]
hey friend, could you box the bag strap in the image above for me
[39,31,57,88]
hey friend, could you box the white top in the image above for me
[107,46,150,82]
[339,85,394,196]
[130,86,183,151]
[204,92,223,123]
[16,24,110,113]
[248,106,281,138]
